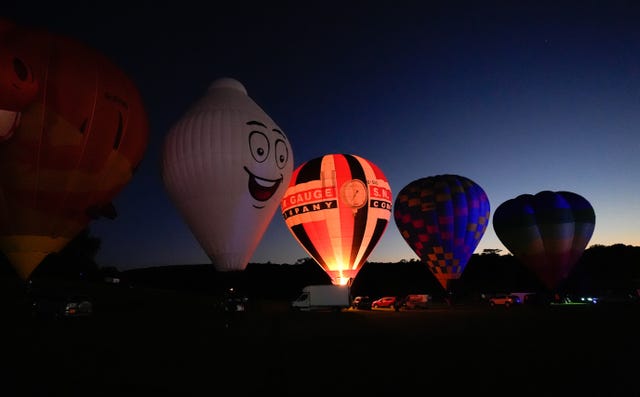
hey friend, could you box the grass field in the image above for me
[1,277,638,397]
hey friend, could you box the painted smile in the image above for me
[244,166,283,208]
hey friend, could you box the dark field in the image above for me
[1,278,639,397]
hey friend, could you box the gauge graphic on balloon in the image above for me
[281,153,393,286]
[394,174,491,292]
[162,77,293,273]
[0,19,149,280]
[492,190,596,291]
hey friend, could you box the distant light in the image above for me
[580,296,598,304]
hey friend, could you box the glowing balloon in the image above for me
[162,78,293,272]
[0,19,149,280]
[281,153,392,286]
[394,174,491,291]
[492,190,596,291]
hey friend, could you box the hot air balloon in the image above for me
[0,19,149,280]
[281,153,392,286]
[492,190,596,291]
[162,78,293,273]
[394,174,491,292]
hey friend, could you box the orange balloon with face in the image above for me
[0,19,148,280]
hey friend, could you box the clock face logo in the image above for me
[341,179,368,210]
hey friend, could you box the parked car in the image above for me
[396,294,430,310]
[551,294,599,305]
[508,294,522,304]
[510,292,536,304]
[372,296,397,309]
[31,295,94,319]
[351,296,373,310]
[488,295,516,308]
[217,287,248,312]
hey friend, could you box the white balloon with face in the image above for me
[162,78,293,271]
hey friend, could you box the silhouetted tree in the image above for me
[94,244,640,301]
[0,252,14,277]
[31,228,102,281]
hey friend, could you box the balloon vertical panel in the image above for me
[0,19,148,279]
[394,174,490,291]
[281,154,392,285]
[162,78,293,272]
[561,191,597,267]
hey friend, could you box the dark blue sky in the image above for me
[4,1,639,270]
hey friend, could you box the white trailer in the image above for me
[291,284,351,311]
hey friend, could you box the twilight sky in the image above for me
[4,1,639,270]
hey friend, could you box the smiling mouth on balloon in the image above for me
[0,110,20,142]
[244,166,283,208]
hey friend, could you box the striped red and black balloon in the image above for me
[394,174,491,291]
[281,153,392,285]
[492,190,596,291]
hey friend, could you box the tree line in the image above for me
[2,228,636,302]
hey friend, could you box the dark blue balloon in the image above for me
[394,174,491,291]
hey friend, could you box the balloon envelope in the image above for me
[162,78,293,272]
[0,19,148,279]
[281,153,392,285]
[492,190,596,291]
[394,174,491,291]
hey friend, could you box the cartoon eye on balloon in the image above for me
[281,153,393,286]
[394,174,491,292]
[0,19,149,280]
[492,190,596,291]
[162,78,293,273]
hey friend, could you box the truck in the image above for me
[291,284,351,311]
